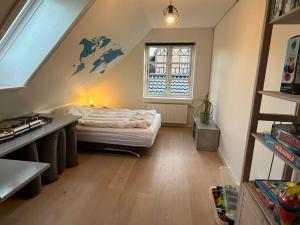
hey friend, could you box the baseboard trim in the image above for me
[217,150,240,187]
[162,123,192,128]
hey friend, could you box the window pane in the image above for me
[172,47,191,63]
[0,0,91,88]
[148,47,167,63]
[170,80,190,96]
[148,63,167,78]
[148,80,166,95]
[144,44,194,98]
[0,0,28,41]
[171,63,190,78]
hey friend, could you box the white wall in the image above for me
[0,6,213,125]
[210,0,300,182]
[81,28,214,125]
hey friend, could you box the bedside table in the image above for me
[193,117,220,151]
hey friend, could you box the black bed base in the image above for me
[78,142,147,158]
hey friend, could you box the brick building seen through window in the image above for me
[144,43,195,99]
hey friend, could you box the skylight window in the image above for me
[0,0,92,90]
[0,1,27,40]
[0,1,35,49]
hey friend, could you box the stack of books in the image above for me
[271,0,300,20]
[251,180,285,209]
[263,124,300,170]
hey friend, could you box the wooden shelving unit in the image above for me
[252,133,299,171]
[244,183,276,225]
[236,1,300,225]
[270,6,300,24]
[258,90,300,103]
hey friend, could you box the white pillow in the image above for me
[53,105,94,116]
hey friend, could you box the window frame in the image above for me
[0,0,42,60]
[143,43,195,102]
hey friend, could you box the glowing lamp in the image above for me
[163,0,179,26]
[89,99,94,107]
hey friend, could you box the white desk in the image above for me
[0,114,80,157]
[0,159,49,202]
[0,114,80,200]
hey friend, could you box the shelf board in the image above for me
[270,6,300,24]
[252,133,300,172]
[0,114,81,157]
[244,182,276,225]
[258,91,300,104]
[0,159,49,202]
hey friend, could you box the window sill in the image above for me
[143,97,193,104]
[0,86,26,92]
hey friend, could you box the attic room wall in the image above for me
[81,28,214,125]
[0,0,151,120]
[209,0,300,182]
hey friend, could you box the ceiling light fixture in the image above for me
[163,0,179,26]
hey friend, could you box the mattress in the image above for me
[76,113,161,148]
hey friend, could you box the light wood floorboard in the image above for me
[0,127,223,225]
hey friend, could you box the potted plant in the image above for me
[199,95,213,124]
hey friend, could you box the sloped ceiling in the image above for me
[140,0,237,28]
[0,0,237,120]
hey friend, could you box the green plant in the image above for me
[199,95,213,123]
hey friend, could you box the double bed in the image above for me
[54,105,161,157]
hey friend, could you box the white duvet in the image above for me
[54,105,156,129]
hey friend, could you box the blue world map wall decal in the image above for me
[73,36,124,75]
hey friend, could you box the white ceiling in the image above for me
[0,0,238,30]
[140,0,237,28]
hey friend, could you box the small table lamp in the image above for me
[89,100,94,107]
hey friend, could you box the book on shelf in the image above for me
[254,179,284,203]
[250,182,275,209]
[280,35,300,94]
[271,0,300,20]
[283,0,297,13]
[271,124,300,156]
[271,0,284,19]
[292,0,300,7]
[264,133,300,170]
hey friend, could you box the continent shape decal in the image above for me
[73,36,123,75]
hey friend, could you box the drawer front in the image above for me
[197,130,220,151]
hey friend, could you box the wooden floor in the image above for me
[0,127,223,225]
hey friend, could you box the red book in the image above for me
[272,124,300,154]
[264,134,300,170]
[274,142,296,163]
[250,182,275,209]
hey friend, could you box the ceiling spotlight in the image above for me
[163,0,179,26]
